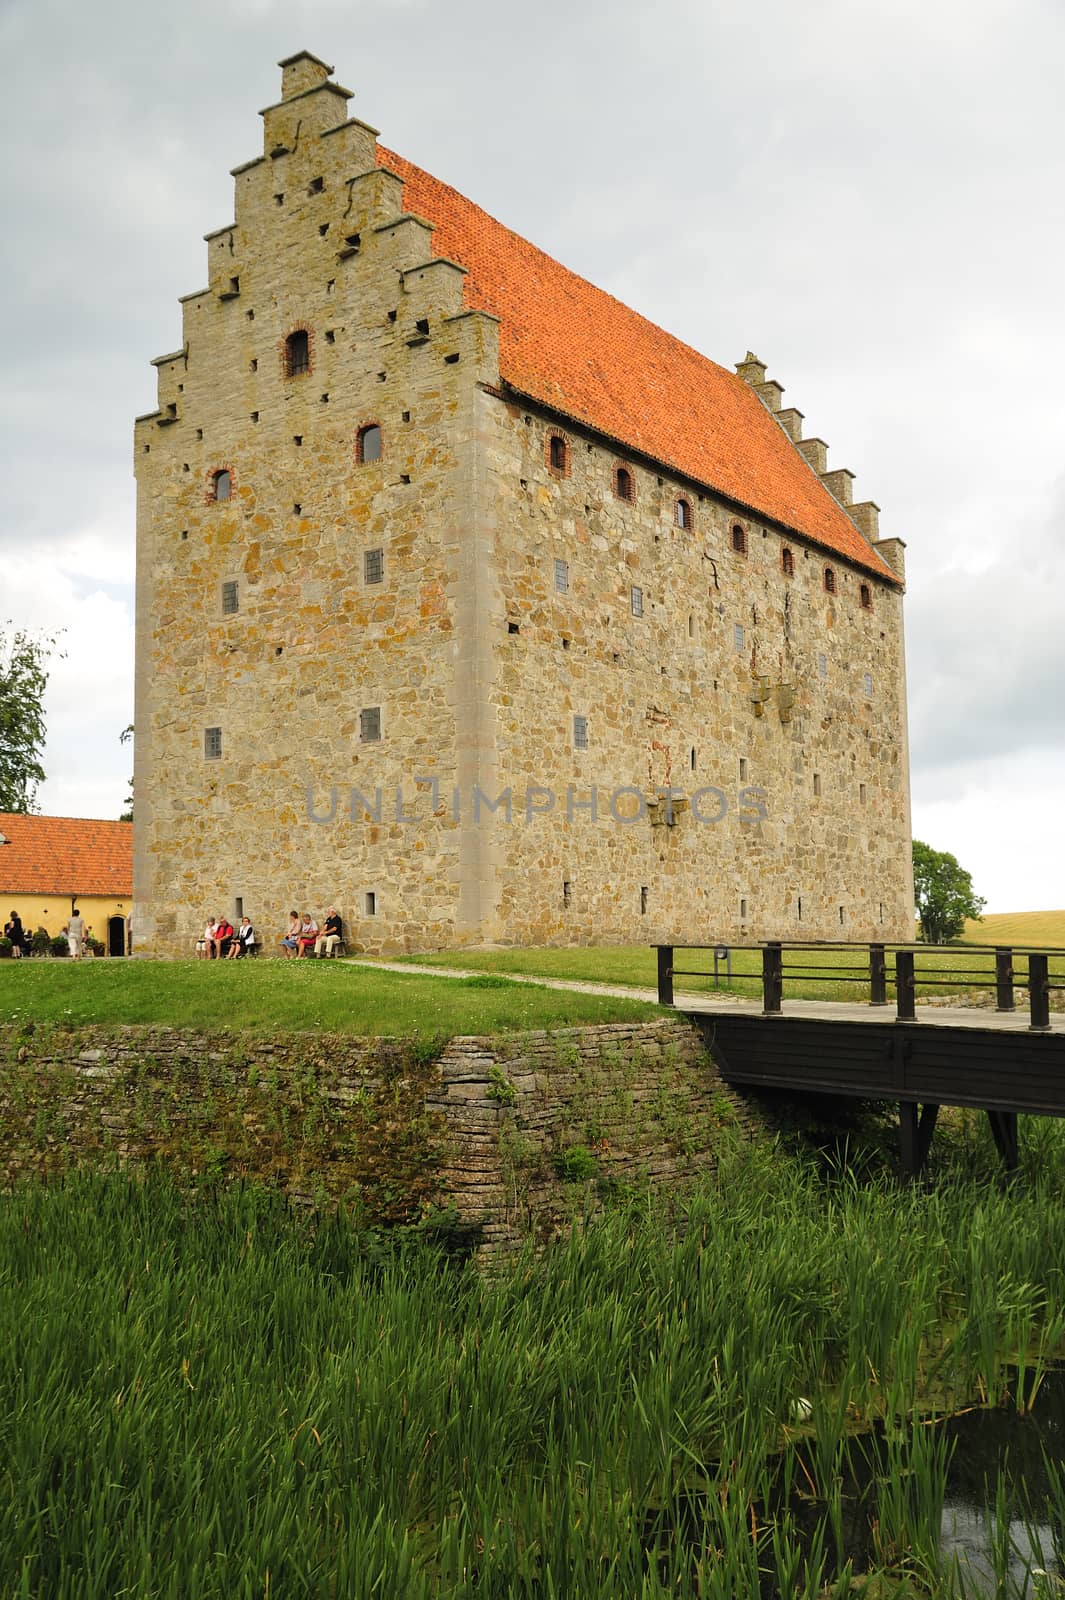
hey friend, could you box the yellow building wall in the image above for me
[3,895,131,952]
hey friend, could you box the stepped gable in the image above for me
[0,814,132,897]
[380,147,896,584]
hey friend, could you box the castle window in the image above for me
[859,582,872,610]
[283,329,310,378]
[356,424,382,464]
[563,880,572,908]
[547,432,569,475]
[734,623,745,652]
[640,886,649,915]
[308,176,324,195]
[573,715,589,751]
[674,497,692,530]
[781,546,795,577]
[359,707,382,743]
[818,652,828,679]
[365,891,377,916]
[863,672,874,698]
[740,898,748,921]
[823,565,837,595]
[204,727,222,760]
[364,548,384,585]
[813,772,822,796]
[859,782,867,804]
[613,464,635,504]
[209,469,231,503]
[554,558,569,594]
[221,581,238,615]
[731,524,748,554]
[631,585,644,617]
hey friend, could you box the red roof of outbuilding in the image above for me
[380,148,895,583]
[0,814,132,898]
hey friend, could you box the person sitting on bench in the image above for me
[314,907,344,958]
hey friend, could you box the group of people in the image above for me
[280,907,344,958]
[198,916,257,959]
[4,907,89,958]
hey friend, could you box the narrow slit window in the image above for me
[818,652,828,679]
[734,623,745,653]
[614,465,635,503]
[640,886,649,915]
[813,772,822,796]
[674,497,692,530]
[573,715,588,751]
[548,433,568,473]
[211,469,231,502]
[631,585,643,617]
[364,548,384,585]
[356,424,382,463]
[554,558,569,594]
[863,672,874,698]
[731,523,748,554]
[221,580,238,615]
[365,891,377,916]
[359,707,382,743]
[781,546,795,577]
[563,880,572,908]
[740,898,748,921]
[823,565,837,595]
[860,582,872,611]
[204,727,222,760]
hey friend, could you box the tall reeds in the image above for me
[3,1133,1065,1596]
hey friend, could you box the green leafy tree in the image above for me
[120,723,134,822]
[912,839,986,944]
[0,628,57,814]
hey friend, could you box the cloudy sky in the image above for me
[2,0,1063,912]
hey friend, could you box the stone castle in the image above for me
[133,51,912,957]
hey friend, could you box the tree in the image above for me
[119,723,134,822]
[912,839,986,944]
[0,628,56,814]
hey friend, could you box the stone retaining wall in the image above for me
[0,1018,754,1249]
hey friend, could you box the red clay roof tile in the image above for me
[380,147,896,583]
[0,814,132,898]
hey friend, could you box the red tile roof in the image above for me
[380,147,896,583]
[0,814,132,898]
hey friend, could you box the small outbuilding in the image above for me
[0,814,133,955]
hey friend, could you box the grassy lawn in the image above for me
[0,958,661,1036]
[401,941,1065,1003]
[964,909,1065,947]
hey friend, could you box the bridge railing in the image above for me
[655,941,1064,1032]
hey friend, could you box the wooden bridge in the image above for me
[653,942,1065,1176]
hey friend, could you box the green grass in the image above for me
[4,1131,1065,1597]
[401,942,1065,1004]
[0,958,661,1036]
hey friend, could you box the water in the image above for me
[780,1370,1065,1595]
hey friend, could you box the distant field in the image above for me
[0,959,659,1036]
[403,941,1065,1003]
[964,910,1065,948]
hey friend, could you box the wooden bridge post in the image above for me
[762,942,783,1015]
[895,950,916,1021]
[995,947,1015,1012]
[986,1110,1019,1175]
[869,943,888,1006]
[1029,953,1051,1031]
[899,1101,940,1179]
[656,946,674,1007]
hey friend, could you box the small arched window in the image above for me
[859,582,872,611]
[547,433,569,475]
[356,424,382,464]
[614,465,635,504]
[823,566,837,595]
[781,546,795,577]
[674,497,692,530]
[210,469,231,503]
[731,523,748,555]
[283,329,310,378]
